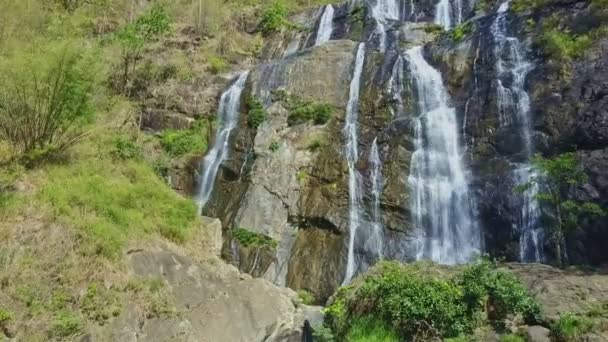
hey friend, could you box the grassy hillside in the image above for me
[0,0,336,339]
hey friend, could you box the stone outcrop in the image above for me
[92,248,322,342]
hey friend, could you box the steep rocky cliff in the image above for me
[195,0,608,303]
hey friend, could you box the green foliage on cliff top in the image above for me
[247,97,267,129]
[450,22,473,42]
[233,228,278,249]
[324,260,541,341]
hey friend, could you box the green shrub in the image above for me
[81,283,121,324]
[112,136,143,160]
[552,313,595,341]
[297,290,315,305]
[233,228,278,249]
[159,120,209,157]
[450,22,473,42]
[287,102,333,126]
[313,324,337,342]
[208,56,229,74]
[348,5,365,23]
[541,29,592,61]
[0,41,96,158]
[512,0,549,13]
[247,97,266,129]
[307,138,324,152]
[269,141,280,152]
[49,311,83,338]
[258,1,290,34]
[324,260,542,340]
[0,307,12,323]
[422,24,444,35]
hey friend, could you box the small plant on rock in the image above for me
[247,97,266,129]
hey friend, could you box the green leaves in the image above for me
[232,228,278,249]
[258,1,290,34]
[116,4,170,50]
[247,97,266,129]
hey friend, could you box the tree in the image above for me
[0,42,97,162]
[518,153,605,267]
[115,4,170,95]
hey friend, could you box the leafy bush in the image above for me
[258,1,290,34]
[541,29,592,62]
[287,102,333,126]
[247,97,266,129]
[269,141,280,152]
[49,311,83,338]
[512,0,549,13]
[552,313,595,341]
[115,4,170,94]
[297,290,315,305]
[313,324,337,342]
[208,56,229,74]
[450,22,473,42]
[159,120,209,157]
[0,307,12,323]
[324,260,542,340]
[422,24,444,35]
[0,42,96,160]
[112,136,143,160]
[233,228,278,249]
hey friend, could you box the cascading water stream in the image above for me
[369,0,400,51]
[315,5,335,46]
[195,71,249,211]
[491,1,543,262]
[388,54,406,117]
[369,138,384,260]
[343,43,366,285]
[435,0,466,29]
[406,46,480,264]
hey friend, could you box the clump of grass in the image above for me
[159,119,209,157]
[111,135,143,160]
[307,138,324,152]
[39,157,199,259]
[48,311,83,338]
[346,316,400,342]
[500,334,526,342]
[208,56,229,74]
[269,140,280,152]
[552,312,596,341]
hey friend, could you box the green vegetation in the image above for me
[247,97,266,129]
[49,311,84,338]
[348,5,366,23]
[115,4,170,94]
[159,119,210,157]
[287,102,333,126]
[0,41,96,162]
[517,153,605,267]
[324,260,541,341]
[512,0,550,13]
[422,24,445,35]
[552,312,595,341]
[112,135,143,160]
[40,157,199,259]
[81,283,121,324]
[307,138,325,152]
[259,1,292,34]
[233,228,278,250]
[540,28,592,62]
[269,140,280,152]
[297,290,315,305]
[450,22,473,42]
[208,56,229,74]
[346,316,400,342]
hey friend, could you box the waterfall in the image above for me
[195,72,249,211]
[315,5,335,46]
[369,0,400,51]
[406,46,480,264]
[369,138,384,260]
[343,43,366,285]
[388,54,406,117]
[491,1,543,262]
[435,0,465,29]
